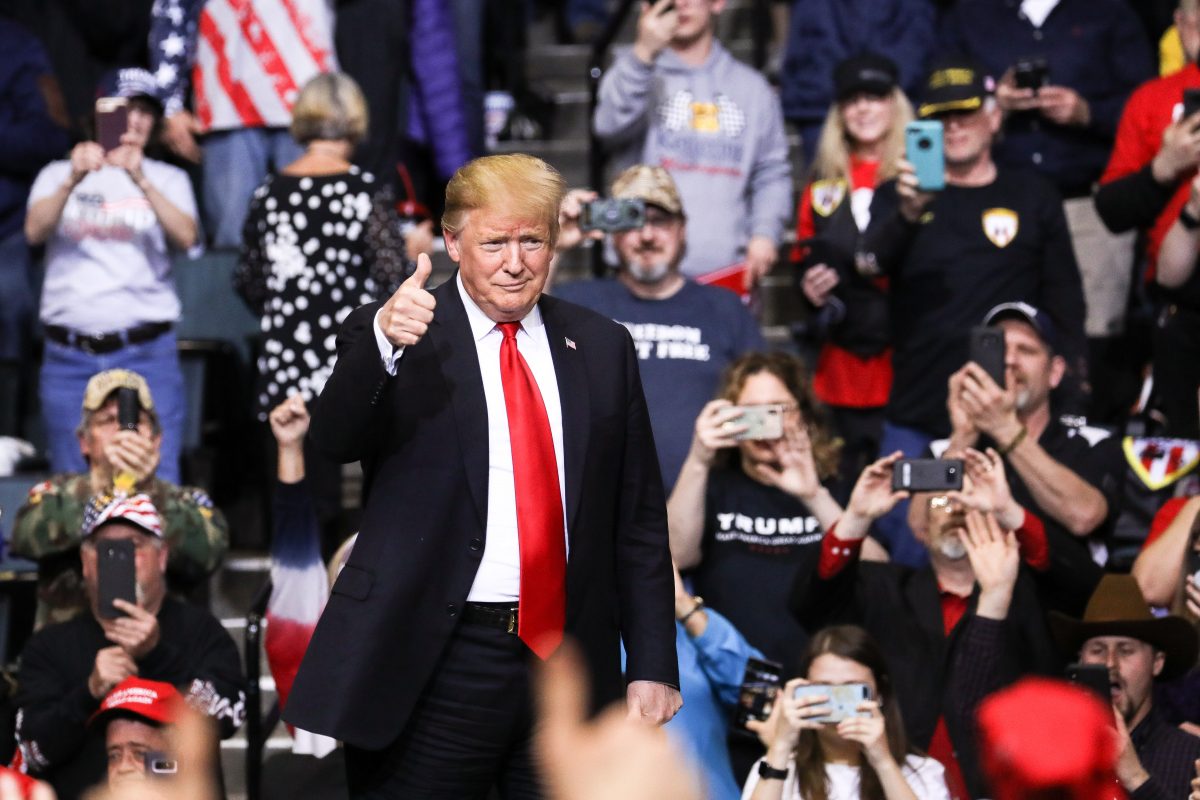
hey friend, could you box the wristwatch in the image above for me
[758,761,789,781]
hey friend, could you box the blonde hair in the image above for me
[442,154,566,243]
[290,72,369,145]
[809,87,914,184]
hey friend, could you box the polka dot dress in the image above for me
[235,167,412,420]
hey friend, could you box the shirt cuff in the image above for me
[817,522,863,579]
[373,308,404,375]
[1014,508,1050,572]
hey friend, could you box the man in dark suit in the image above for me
[284,153,681,798]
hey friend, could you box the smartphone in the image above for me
[733,657,782,732]
[905,121,944,192]
[969,326,1007,388]
[1184,89,1200,121]
[144,751,178,778]
[1013,56,1049,92]
[1064,663,1111,702]
[792,683,872,723]
[117,387,140,431]
[729,404,785,441]
[580,198,646,232]
[97,538,137,619]
[95,96,129,152]
[892,458,964,492]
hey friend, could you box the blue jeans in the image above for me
[0,230,34,361]
[873,421,936,568]
[202,127,303,249]
[40,330,185,484]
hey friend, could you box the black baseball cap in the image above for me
[918,57,994,119]
[983,301,1058,353]
[833,53,899,101]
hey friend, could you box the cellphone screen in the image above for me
[97,538,137,619]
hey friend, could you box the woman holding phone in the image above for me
[668,351,843,670]
[743,625,949,800]
[793,53,913,487]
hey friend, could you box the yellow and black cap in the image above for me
[918,57,994,119]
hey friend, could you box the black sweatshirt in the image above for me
[862,168,1086,437]
[15,598,246,800]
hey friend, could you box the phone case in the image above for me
[969,326,1007,388]
[95,97,129,152]
[792,683,872,723]
[734,657,783,730]
[732,405,784,441]
[97,539,137,619]
[905,121,944,192]
[892,459,964,492]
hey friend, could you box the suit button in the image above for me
[469,538,482,551]
[446,603,457,616]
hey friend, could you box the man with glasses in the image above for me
[554,165,765,489]
[857,57,1086,567]
[14,493,244,800]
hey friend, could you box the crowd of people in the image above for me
[0,0,1198,799]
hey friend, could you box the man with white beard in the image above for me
[554,164,764,489]
[940,301,1123,616]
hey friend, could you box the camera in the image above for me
[580,198,646,233]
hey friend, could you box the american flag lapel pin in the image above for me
[565,337,576,350]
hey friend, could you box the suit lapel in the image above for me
[429,274,489,529]
[540,296,589,546]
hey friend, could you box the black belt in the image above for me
[44,321,172,355]
[462,602,519,635]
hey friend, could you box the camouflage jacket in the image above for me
[10,474,229,584]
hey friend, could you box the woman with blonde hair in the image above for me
[669,351,843,670]
[793,54,914,487]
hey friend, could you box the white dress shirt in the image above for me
[372,275,568,601]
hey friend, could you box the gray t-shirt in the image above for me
[30,159,196,333]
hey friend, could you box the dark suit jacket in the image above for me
[790,556,1060,797]
[284,275,680,749]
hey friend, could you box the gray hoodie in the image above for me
[595,40,792,277]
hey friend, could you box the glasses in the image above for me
[641,211,683,231]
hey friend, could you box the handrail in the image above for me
[243,578,272,800]
[584,0,774,277]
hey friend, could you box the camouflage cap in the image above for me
[611,165,683,216]
[82,369,155,413]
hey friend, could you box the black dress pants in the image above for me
[344,619,543,799]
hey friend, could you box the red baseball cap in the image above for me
[977,677,1120,800]
[90,677,181,728]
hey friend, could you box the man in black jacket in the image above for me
[14,494,244,800]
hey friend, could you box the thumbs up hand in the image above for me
[379,253,437,348]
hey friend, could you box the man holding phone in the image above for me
[942,302,1122,614]
[11,369,227,628]
[554,165,765,489]
[14,494,244,800]
[859,57,1086,567]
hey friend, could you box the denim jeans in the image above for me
[202,127,304,249]
[40,330,185,484]
[0,229,34,362]
[873,421,936,568]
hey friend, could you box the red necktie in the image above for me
[497,322,565,659]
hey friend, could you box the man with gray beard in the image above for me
[939,301,1123,616]
[554,165,764,489]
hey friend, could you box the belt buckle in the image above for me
[506,609,517,635]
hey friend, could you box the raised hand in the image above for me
[106,599,162,659]
[89,645,138,699]
[750,424,821,501]
[632,0,679,65]
[961,509,1019,620]
[557,188,602,252]
[957,362,1020,443]
[378,252,435,348]
[801,264,839,307]
[894,158,936,223]
[1037,85,1090,127]
[1153,110,1200,184]
[841,452,909,540]
[269,394,310,448]
[950,447,1025,531]
[69,142,105,185]
[686,400,745,467]
[771,677,828,754]
[837,701,893,769]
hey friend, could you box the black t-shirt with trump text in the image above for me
[691,464,826,672]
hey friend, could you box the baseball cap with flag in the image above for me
[81,494,164,540]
